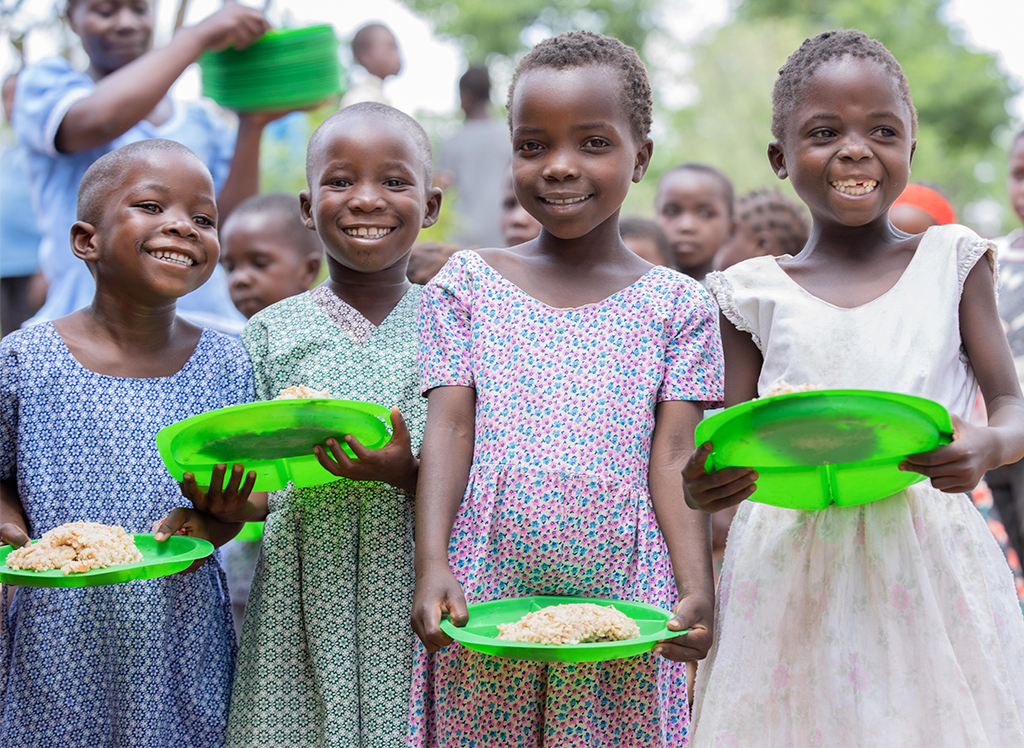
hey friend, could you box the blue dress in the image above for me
[0,323,253,747]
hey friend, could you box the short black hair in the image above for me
[507,30,652,144]
[459,65,491,102]
[772,29,917,141]
[735,189,809,256]
[77,139,209,226]
[305,102,433,187]
[619,215,673,265]
[658,163,735,220]
[350,23,393,63]
[222,193,322,257]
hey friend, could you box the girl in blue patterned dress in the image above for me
[0,139,252,747]
[408,32,723,747]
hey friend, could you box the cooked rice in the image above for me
[497,603,641,645]
[276,385,331,400]
[6,521,143,575]
[762,380,823,398]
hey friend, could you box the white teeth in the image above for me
[830,179,878,196]
[344,227,393,238]
[149,250,194,266]
[544,196,589,205]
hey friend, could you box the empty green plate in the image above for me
[695,389,953,511]
[155,399,393,492]
[0,534,213,588]
[440,595,677,662]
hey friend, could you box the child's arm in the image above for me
[682,313,762,513]
[178,463,268,523]
[55,3,269,153]
[902,261,1024,488]
[409,386,475,652]
[649,400,716,662]
[0,479,30,548]
[312,407,419,494]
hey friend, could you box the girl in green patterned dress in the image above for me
[172,102,443,748]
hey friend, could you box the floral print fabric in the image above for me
[407,251,724,747]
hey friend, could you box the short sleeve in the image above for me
[241,317,274,402]
[418,252,475,393]
[705,269,762,350]
[12,57,94,158]
[951,224,998,302]
[0,339,19,482]
[658,280,725,407]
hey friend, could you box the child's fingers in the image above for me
[314,441,355,475]
[681,442,714,479]
[154,507,189,542]
[180,473,201,503]
[0,523,30,548]
[208,463,228,501]
[239,468,258,500]
[343,434,374,462]
[223,462,248,497]
[695,469,759,501]
[388,407,412,446]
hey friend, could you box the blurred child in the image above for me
[715,188,809,270]
[409,31,720,746]
[655,163,735,281]
[620,215,673,266]
[169,102,441,748]
[407,241,462,285]
[685,30,1024,745]
[13,0,283,334]
[889,182,957,235]
[0,139,252,746]
[498,164,542,246]
[221,193,322,319]
[341,23,402,108]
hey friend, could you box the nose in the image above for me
[113,7,146,33]
[838,134,872,160]
[348,183,385,212]
[227,265,252,290]
[163,212,198,239]
[542,145,579,181]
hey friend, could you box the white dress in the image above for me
[693,225,1024,747]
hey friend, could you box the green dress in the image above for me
[227,285,426,748]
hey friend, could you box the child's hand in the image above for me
[193,0,270,53]
[152,508,218,573]
[179,463,257,523]
[682,442,758,513]
[314,407,419,493]
[654,593,715,662]
[0,523,30,549]
[901,413,997,493]
[410,563,469,652]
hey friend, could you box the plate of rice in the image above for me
[439,595,676,662]
[0,521,214,588]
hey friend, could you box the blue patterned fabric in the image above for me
[0,323,253,747]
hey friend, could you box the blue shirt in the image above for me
[12,57,246,334]
[0,144,42,278]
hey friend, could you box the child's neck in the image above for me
[806,214,906,260]
[323,259,412,326]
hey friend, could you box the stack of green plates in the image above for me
[200,25,343,112]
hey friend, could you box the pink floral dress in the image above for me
[408,251,723,747]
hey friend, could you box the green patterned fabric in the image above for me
[226,285,426,748]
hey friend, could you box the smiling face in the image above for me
[300,114,440,278]
[655,169,734,272]
[68,0,154,77]
[76,150,219,301]
[510,65,652,241]
[768,56,916,230]
[499,169,542,247]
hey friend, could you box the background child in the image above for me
[714,188,809,270]
[684,30,1024,745]
[221,192,323,320]
[0,139,251,746]
[340,22,403,108]
[173,102,442,748]
[406,241,462,285]
[655,162,735,281]
[409,31,721,746]
[12,0,283,334]
[889,182,957,234]
[498,164,542,247]
[620,215,673,266]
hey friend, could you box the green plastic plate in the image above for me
[235,522,264,542]
[440,595,677,663]
[155,399,393,492]
[695,389,953,511]
[0,534,213,588]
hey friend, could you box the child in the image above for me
[714,188,809,270]
[498,164,542,247]
[13,0,282,334]
[341,23,403,108]
[684,30,1024,745]
[409,31,721,746]
[655,163,735,281]
[889,182,957,235]
[620,215,673,266]
[0,139,252,746]
[221,193,323,319]
[172,102,442,748]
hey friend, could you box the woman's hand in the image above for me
[314,407,419,493]
[410,561,469,652]
[192,0,270,53]
[901,413,998,493]
[179,462,257,523]
[655,593,715,662]
[682,442,758,513]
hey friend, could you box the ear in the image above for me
[301,253,321,289]
[768,141,788,180]
[421,186,443,229]
[632,138,654,184]
[299,190,316,230]
[70,221,99,263]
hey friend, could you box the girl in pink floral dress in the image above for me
[407,32,723,747]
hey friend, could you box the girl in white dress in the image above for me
[684,30,1024,747]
